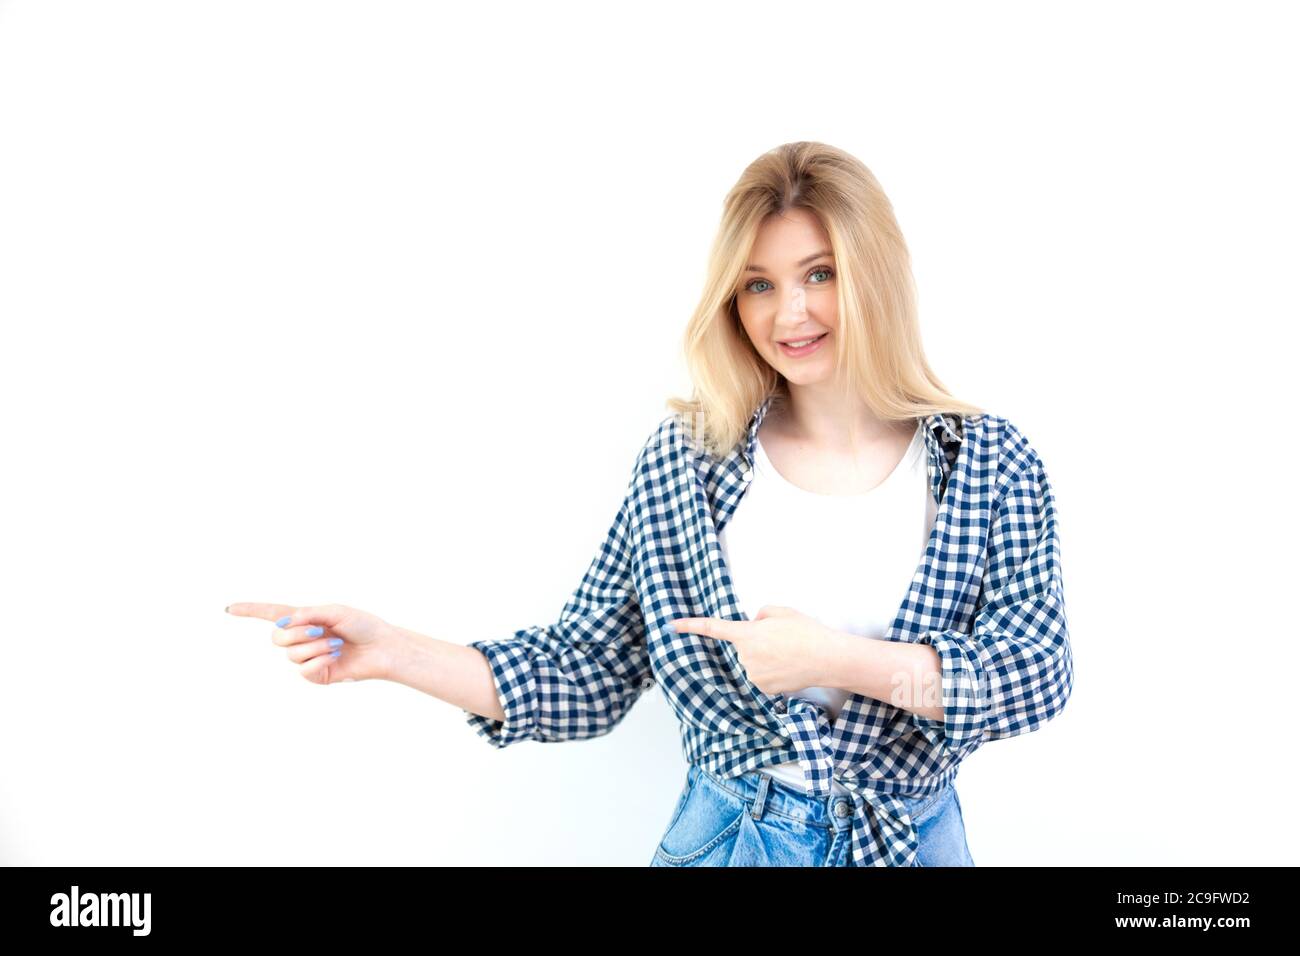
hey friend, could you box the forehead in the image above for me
[749,208,831,262]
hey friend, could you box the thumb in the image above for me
[275,603,347,630]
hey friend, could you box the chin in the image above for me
[775,356,833,384]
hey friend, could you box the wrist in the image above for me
[813,625,854,687]
[377,621,419,685]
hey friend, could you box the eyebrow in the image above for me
[744,250,833,272]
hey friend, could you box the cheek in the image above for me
[813,296,838,328]
[736,304,770,345]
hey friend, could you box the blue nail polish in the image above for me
[330,649,341,658]
[275,616,291,628]
[327,637,343,649]
[306,626,323,637]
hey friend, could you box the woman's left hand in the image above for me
[670,605,842,695]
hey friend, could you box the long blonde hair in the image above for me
[667,141,986,459]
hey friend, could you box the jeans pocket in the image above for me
[911,785,975,867]
[910,782,953,828]
[652,770,748,866]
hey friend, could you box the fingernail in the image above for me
[330,649,341,658]
[275,616,291,628]
[224,605,230,613]
[327,637,343,649]
[306,626,324,637]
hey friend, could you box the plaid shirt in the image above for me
[464,394,1074,867]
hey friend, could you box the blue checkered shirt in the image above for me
[464,394,1074,866]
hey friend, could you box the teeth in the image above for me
[783,335,822,348]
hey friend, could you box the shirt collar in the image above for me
[741,395,775,469]
[741,394,963,468]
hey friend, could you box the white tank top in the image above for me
[717,418,937,796]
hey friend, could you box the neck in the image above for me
[776,381,902,450]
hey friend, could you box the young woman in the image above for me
[227,141,1074,867]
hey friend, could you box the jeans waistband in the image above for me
[689,763,951,832]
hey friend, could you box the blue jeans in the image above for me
[649,763,975,867]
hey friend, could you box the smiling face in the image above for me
[735,207,839,387]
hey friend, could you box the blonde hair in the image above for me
[667,141,987,459]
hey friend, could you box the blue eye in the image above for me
[741,265,834,295]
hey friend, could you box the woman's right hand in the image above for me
[226,602,396,685]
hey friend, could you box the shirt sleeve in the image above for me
[908,449,1074,761]
[462,464,654,749]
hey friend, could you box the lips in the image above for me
[778,333,827,346]
[776,331,829,358]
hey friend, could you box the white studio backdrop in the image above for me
[0,0,1295,865]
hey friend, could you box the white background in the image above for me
[1,0,1295,866]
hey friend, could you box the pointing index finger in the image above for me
[225,602,296,622]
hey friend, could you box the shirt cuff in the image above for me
[909,628,988,758]
[462,639,539,749]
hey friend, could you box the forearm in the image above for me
[382,623,506,722]
[816,629,945,721]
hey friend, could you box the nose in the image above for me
[782,283,807,322]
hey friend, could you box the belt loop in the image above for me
[751,772,771,820]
